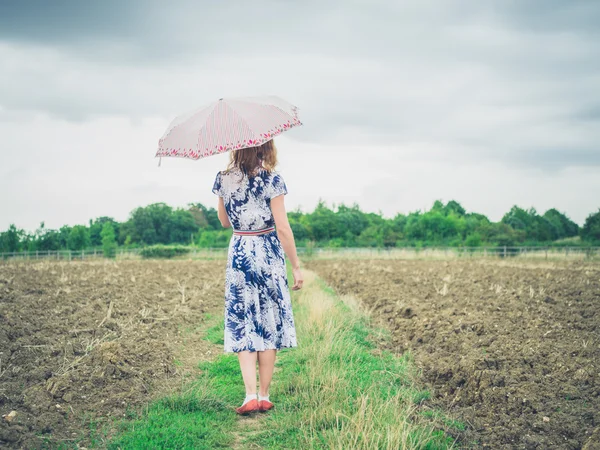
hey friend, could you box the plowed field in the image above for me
[0,260,225,449]
[309,259,600,449]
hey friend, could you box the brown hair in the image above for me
[225,139,278,176]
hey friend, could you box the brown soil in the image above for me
[308,259,600,450]
[0,259,226,449]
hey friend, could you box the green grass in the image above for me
[232,275,459,449]
[101,270,462,449]
[104,357,241,449]
[203,319,225,345]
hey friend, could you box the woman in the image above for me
[212,138,303,415]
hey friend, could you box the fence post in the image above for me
[503,246,507,258]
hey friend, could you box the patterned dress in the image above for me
[212,167,298,353]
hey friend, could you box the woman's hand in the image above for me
[291,266,304,290]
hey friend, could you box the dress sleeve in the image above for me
[212,171,223,197]
[266,172,288,199]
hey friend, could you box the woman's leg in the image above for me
[257,349,277,396]
[237,350,258,394]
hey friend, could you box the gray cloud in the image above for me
[0,0,599,174]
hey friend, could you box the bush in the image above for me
[196,229,232,248]
[465,233,482,247]
[140,245,191,259]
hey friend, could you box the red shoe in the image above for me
[235,398,259,415]
[258,399,274,412]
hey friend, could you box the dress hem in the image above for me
[223,343,298,354]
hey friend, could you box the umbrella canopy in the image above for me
[156,95,302,164]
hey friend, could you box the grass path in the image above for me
[103,270,463,449]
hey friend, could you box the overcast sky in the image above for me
[1,0,599,232]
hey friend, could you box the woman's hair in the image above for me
[225,139,278,175]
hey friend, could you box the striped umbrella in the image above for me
[156,95,302,165]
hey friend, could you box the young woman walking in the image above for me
[212,139,303,415]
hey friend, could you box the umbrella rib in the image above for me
[222,100,261,141]
[228,100,296,124]
[160,101,216,145]
[196,100,259,153]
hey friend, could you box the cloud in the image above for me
[0,1,599,231]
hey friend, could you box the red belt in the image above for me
[232,226,275,236]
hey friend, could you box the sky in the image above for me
[1,0,599,232]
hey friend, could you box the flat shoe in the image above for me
[235,398,259,415]
[258,399,274,412]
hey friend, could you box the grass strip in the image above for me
[103,269,461,449]
[103,357,240,449]
[235,270,461,449]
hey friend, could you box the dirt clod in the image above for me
[2,411,17,423]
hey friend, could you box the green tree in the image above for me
[444,200,466,216]
[543,209,579,239]
[188,203,210,229]
[101,222,117,258]
[168,208,198,244]
[68,225,90,250]
[502,206,555,243]
[335,204,370,237]
[204,207,221,230]
[581,209,600,242]
[32,222,62,251]
[357,225,382,247]
[0,224,23,252]
[391,213,407,236]
[118,220,135,246]
[58,225,72,248]
[404,211,425,241]
[89,217,120,247]
[189,203,221,230]
[129,203,174,245]
[502,206,532,231]
[306,200,337,242]
[381,222,400,247]
[289,216,310,241]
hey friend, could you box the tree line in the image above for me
[1,200,599,253]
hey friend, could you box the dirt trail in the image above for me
[0,259,226,449]
[309,259,600,449]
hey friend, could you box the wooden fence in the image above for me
[1,246,598,262]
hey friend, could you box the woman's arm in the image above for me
[217,197,231,228]
[271,194,304,290]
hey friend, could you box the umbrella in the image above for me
[156,95,302,166]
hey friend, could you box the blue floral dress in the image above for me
[212,167,298,353]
